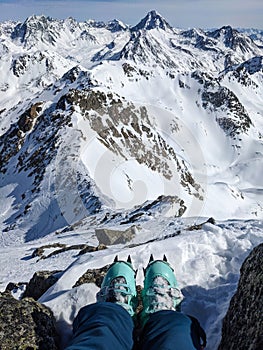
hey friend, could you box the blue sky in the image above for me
[0,0,262,29]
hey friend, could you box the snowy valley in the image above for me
[0,10,262,349]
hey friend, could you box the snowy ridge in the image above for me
[0,11,262,349]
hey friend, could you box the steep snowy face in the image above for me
[57,88,203,201]
[239,28,263,46]
[131,10,173,32]
[208,26,257,51]
[106,19,128,32]
[11,15,63,47]
[207,26,262,70]
[0,12,263,241]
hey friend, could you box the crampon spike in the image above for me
[114,255,118,262]
[149,254,154,263]
[163,254,168,262]
[127,255,132,264]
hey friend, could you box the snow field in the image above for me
[33,218,263,349]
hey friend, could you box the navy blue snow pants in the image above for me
[65,302,205,350]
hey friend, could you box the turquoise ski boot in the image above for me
[140,254,183,326]
[96,255,137,317]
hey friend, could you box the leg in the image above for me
[139,257,206,350]
[65,302,134,350]
[66,257,137,350]
[139,310,200,350]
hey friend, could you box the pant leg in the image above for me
[65,302,134,350]
[139,310,200,350]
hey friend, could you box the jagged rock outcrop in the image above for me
[12,51,53,77]
[32,243,67,258]
[95,225,138,245]
[32,243,107,260]
[0,291,58,349]
[218,243,263,350]
[208,26,258,53]
[186,217,216,231]
[23,270,62,300]
[73,265,109,288]
[119,195,187,225]
[58,89,202,199]
[191,70,252,137]
[0,102,43,174]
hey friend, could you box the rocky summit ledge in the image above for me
[218,243,263,350]
[0,291,58,349]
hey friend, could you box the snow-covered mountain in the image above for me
[0,11,262,240]
[0,11,262,349]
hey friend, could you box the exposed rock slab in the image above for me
[95,225,138,245]
[0,291,58,349]
[23,270,62,300]
[218,243,263,350]
[73,265,109,288]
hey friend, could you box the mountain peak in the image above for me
[106,19,128,32]
[209,25,236,39]
[208,25,259,52]
[131,10,173,32]
[11,14,55,45]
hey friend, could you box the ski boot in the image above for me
[140,254,183,326]
[96,255,137,317]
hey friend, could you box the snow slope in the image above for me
[0,11,262,350]
[0,216,262,349]
[1,12,262,241]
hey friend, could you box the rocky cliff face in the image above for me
[218,243,263,350]
[0,291,58,349]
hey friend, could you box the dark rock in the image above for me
[187,217,216,231]
[0,102,43,174]
[218,243,263,350]
[32,243,105,260]
[61,65,82,83]
[5,281,27,292]
[0,291,58,349]
[106,19,128,32]
[73,265,110,288]
[121,195,187,225]
[141,195,186,216]
[32,243,66,258]
[120,212,144,225]
[202,86,252,137]
[78,243,107,255]
[23,270,62,300]
[5,282,28,297]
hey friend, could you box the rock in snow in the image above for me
[95,226,138,245]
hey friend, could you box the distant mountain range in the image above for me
[0,11,262,243]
